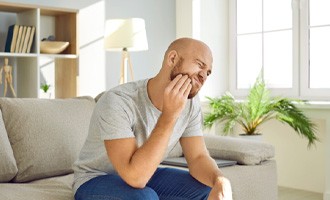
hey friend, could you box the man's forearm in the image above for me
[126,113,177,186]
[189,154,223,188]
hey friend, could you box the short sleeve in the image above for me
[96,91,135,140]
[181,96,203,137]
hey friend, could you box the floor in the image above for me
[278,186,323,200]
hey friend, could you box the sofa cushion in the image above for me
[0,109,18,182]
[204,135,275,165]
[0,174,74,200]
[0,97,95,182]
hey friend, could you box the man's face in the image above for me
[170,53,212,99]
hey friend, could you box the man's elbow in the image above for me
[115,164,152,188]
[124,177,147,189]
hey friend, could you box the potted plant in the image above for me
[40,83,51,99]
[203,76,318,147]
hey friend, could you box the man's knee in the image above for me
[131,186,159,200]
[75,174,159,200]
[76,186,159,200]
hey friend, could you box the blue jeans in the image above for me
[75,167,211,200]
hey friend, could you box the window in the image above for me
[230,0,330,100]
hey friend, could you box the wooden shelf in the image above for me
[0,2,79,98]
[0,52,38,57]
[40,54,78,59]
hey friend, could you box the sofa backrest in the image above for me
[0,96,95,182]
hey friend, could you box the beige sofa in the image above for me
[0,96,277,200]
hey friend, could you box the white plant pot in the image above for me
[40,91,51,99]
[238,134,263,141]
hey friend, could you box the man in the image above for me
[73,38,232,200]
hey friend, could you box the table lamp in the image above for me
[104,18,148,84]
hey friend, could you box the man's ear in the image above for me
[166,50,178,67]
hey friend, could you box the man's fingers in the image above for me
[171,75,191,98]
[172,75,189,91]
[181,77,192,96]
[183,83,192,98]
[167,74,183,90]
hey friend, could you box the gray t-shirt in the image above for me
[73,79,203,194]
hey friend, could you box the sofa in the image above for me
[0,96,277,200]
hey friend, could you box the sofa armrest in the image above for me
[204,135,275,165]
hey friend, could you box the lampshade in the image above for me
[104,18,148,52]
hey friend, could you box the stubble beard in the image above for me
[170,57,200,99]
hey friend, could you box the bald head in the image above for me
[164,38,212,60]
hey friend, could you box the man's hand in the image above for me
[162,74,192,119]
[207,177,233,200]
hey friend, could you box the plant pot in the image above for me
[238,133,263,141]
[40,91,51,99]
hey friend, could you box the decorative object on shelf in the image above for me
[203,75,318,147]
[40,83,51,99]
[0,58,16,97]
[40,41,69,54]
[40,35,69,54]
[41,35,55,41]
[104,18,148,84]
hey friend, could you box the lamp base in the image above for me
[120,48,134,84]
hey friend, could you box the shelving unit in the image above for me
[0,2,78,98]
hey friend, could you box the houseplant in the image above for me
[40,83,50,93]
[40,83,51,99]
[203,76,318,147]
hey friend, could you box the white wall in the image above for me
[176,0,193,38]
[78,1,106,97]
[262,116,326,193]
[199,0,229,100]
[176,0,229,101]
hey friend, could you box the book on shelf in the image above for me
[22,26,31,53]
[4,24,19,53]
[15,26,23,53]
[26,26,35,53]
[10,25,19,53]
[18,26,27,53]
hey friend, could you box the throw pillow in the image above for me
[0,97,95,182]
[204,135,275,165]
[0,109,18,182]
